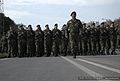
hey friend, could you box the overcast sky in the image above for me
[4,0,120,30]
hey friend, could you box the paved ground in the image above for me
[0,55,120,81]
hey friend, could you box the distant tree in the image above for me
[105,19,112,26]
[114,17,120,28]
[0,13,16,38]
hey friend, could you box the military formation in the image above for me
[0,11,120,58]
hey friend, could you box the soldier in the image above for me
[90,27,94,55]
[91,23,98,55]
[78,24,84,56]
[96,25,101,55]
[52,24,61,56]
[1,33,8,53]
[7,26,17,57]
[44,24,52,57]
[18,25,27,57]
[35,25,44,57]
[61,24,68,56]
[81,24,88,56]
[87,25,92,55]
[117,26,120,50]
[100,22,107,55]
[0,39,2,52]
[66,11,83,58]
[14,26,18,57]
[106,25,111,55]
[27,25,35,57]
[110,22,118,55]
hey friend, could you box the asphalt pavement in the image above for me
[0,55,120,81]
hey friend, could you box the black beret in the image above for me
[71,11,76,16]
[36,25,40,27]
[45,24,49,27]
[54,23,58,26]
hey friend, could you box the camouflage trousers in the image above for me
[70,34,79,57]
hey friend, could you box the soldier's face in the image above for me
[92,25,95,28]
[10,27,12,31]
[46,26,49,29]
[83,25,86,28]
[101,24,104,27]
[71,13,76,19]
[111,23,114,27]
[37,26,41,29]
[54,26,58,29]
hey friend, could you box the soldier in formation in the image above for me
[44,24,52,57]
[18,25,27,57]
[1,33,7,53]
[110,22,118,55]
[61,24,68,56]
[35,25,44,57]
[52,24,61,56]
[0,11,119,58]
[66,11,83,58]
[7,26,18,57]
[27,25,35,57]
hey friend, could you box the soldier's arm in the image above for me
[59,30,62,39]
[66,21,70,39]
[78,20,83,37]
[66,21,70,32]
[78,20,83,29]
[6,31,10,39]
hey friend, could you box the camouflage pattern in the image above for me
[52,24,61,56]
[96,26,101,55]
[87,27,92,55]
[100,23,107,55]
[106,26,111,55]
[67,11,83,58]
[44,25,52,57]
[110,22,118,55]
[1,33,7,53]
[35,25,44,57]
[61,24,68,56]
[7,27,18,57]
[18,26,27,57]
[81,28,88,56]
[27,25,35,57]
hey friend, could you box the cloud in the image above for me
[4,10,32,19]
[5,0,120,6]
[3,0,120,28]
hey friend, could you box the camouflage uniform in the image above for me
[100,26,107,55]
[110,23,118,55]
[52,24,61,56]
[18,26,27,57]
[90,28,95,55]
[7,27,18,57]
[106,26,111,55]
[118,28,120,49]
[96,27,101,55]
[93,28,98,55]
[87,27,92,55]
[27,25,35,57]
[81,28,88,56]
[35,25,44,57]
[78,29,83,56]
[44,25,52,57]
[67,11,83,58]
[1,33,8,53]
[61,24,68,56]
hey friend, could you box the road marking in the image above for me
[61,56,112,81]
[77,58,120,74]
[0,58,10,60]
